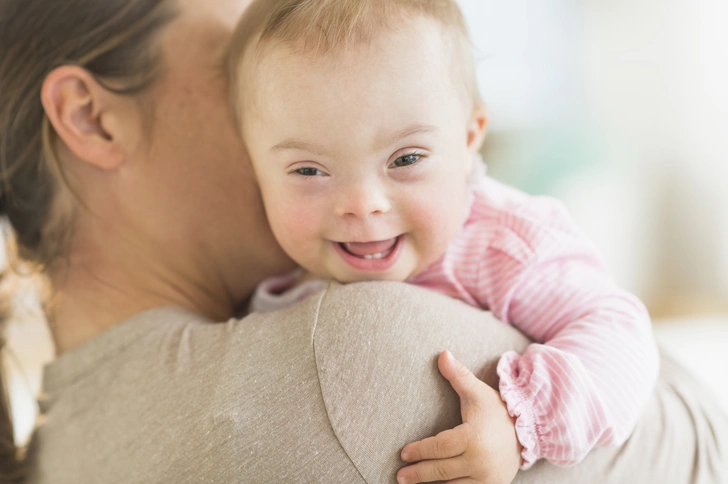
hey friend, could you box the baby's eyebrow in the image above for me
[375,124,438,151]
[270,124,438,155]
[271,139,328,156]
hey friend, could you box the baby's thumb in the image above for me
[438,350,480,404]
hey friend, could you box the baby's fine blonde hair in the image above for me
[229,0,483,124]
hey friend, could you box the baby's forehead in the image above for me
[241,51,473,152]
[231,9,480,128]
[247,23,460,103]
[251,18,468,87]
[229,0,481,118]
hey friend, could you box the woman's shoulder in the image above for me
[42,282,476,395]
[29,298,350,483]
[40,299,327,401]
[28,284,522,484]
[30,283,502,484]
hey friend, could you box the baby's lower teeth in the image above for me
[363,252,385,260]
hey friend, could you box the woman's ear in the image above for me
[466,104,489,155]
[41,66,133,171]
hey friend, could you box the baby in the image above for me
[229,0,660,482]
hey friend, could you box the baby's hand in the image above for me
[397,350,522,484]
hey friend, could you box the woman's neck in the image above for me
[48,238,251,355]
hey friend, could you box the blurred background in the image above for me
[459,0,728,317]
[3,0,728,445]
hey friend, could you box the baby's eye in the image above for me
[295,167,325,176]
[390,154,422,168]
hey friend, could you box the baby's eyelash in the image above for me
[391,151,427,168]
[289,166,327,177]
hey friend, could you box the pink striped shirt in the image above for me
[250,175,660,469]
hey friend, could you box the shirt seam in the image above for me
[310,282,369,483]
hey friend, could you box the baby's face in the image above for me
[243,16,485,282]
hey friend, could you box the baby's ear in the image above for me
[466,105,488,155]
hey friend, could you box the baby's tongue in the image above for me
[343,238,397,257]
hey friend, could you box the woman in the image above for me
[0,0,726,482]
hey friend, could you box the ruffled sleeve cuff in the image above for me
[497,350,541,470]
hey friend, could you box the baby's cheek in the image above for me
[267,202,322,262]
[408,191,464,252]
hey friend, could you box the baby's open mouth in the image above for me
[339,237,399,260]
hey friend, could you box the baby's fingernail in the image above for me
[397,475,408,484]
[401,450,410,461]
[444,350,453,360]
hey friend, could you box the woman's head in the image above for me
[0,0,176,272]
[0,0,292,475]
[1,0,291,315]
[229,0,488,283]
[0,0,176,478]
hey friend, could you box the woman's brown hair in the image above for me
[0,0,177,480]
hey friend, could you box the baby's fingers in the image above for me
[401,426,469,462]
[437,350,482,405]
[397,457,468,484]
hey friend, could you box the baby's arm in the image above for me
[471,188,659,468]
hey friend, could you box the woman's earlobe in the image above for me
[41,65,125,170]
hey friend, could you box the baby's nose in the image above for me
[334,182,391,219]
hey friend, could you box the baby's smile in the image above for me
[339,237,399,260]
[332,235,404,271]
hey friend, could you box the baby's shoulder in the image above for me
[459,177,587,265]
[469,177,579,237]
